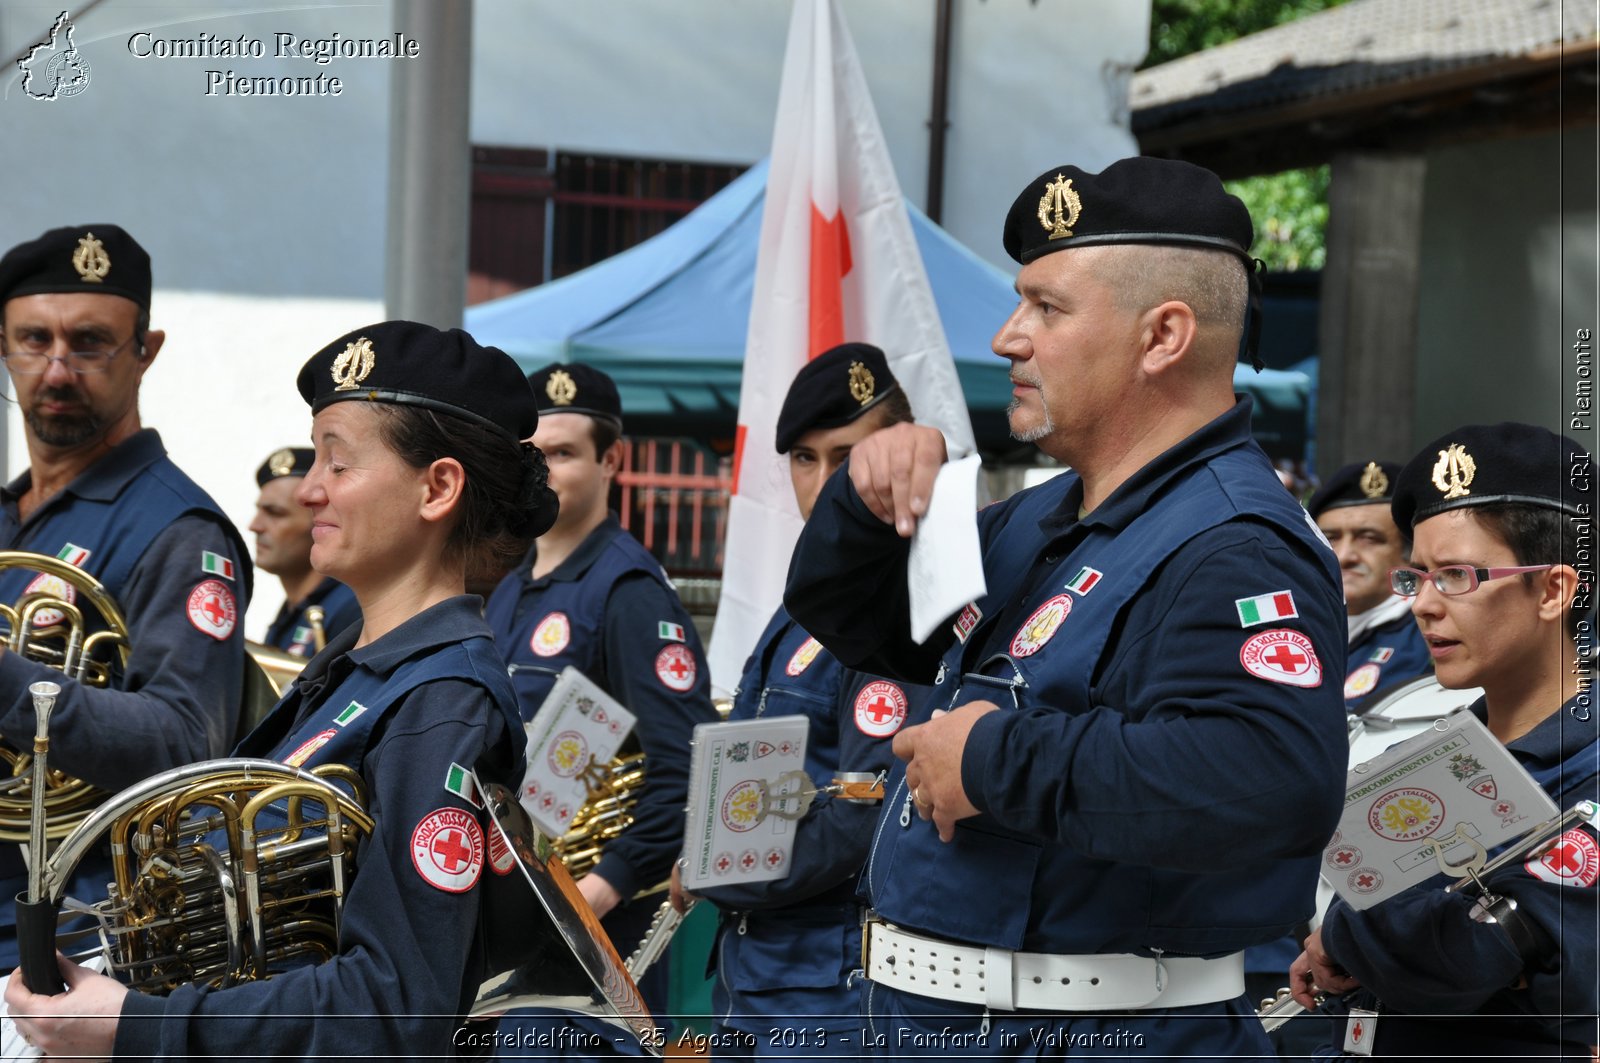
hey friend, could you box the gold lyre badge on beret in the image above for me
[1036,174,1082,240]
[1431,443,1476,500]
[1359,461,1389,499]
[331,337,376,392]
[848,361,876,406]
[546,368,577,406]
[72,232,110,284]
[268,449,296,477]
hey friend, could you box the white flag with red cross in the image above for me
[708,0,977,695]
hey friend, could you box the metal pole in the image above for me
[925,0,954,224]
[386,0,474,328]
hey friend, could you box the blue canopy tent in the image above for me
[466,159,1310,458]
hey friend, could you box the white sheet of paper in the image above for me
[682,716,810,891]
[907,454,987,644]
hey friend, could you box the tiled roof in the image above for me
[1133,0,1598,126]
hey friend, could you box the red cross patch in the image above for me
[655,643,697,692]
[1239,629,1322,688]
[410,807,484,893]
[854,680,908,738]
[1526,828,1600,887]
[187,579,237,641]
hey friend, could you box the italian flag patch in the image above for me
[444,762,481,807]
[1235,590,1298,628]
[201,551,234,581]
[1065,567,1102,595]
[56,543,90,566]
[333,700,368,726]
[657,621,685,642]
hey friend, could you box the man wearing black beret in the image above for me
[0,225,252,968]
[671,342,929,1057]
[250,447,360,659]
[483,361,717,1025]
[1308,459,1431,705]
[1295,422,1597,1059]
[785,157,1347,1057]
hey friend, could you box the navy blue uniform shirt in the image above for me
[695,604,926,1043]
[484,517,716,926]
[0,430,250,967]
[264,576,361,658]
[116,596,523,1060]
[1343,602,1432,706]
[786,399,1349,1058]
[1317,692,1600,1058]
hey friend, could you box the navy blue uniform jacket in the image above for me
[115,596,523,1060]
[785,399,1350,959]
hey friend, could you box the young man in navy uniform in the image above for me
[672,343,929,1059]
[0,225,251,969]
[1307,459,1431,706]
[785,158,1349,1058]
[1293,423,1597,1059]
[251,446,360,656]
[484,363,717,1002]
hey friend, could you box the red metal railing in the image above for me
[617,438,732,577]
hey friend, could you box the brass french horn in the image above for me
[0,551,131,841]
[0,550,306,839]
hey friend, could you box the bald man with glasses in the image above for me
[0,224,251,971]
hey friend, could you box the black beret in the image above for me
[0,225,152,310]
[1003,158,1254,266]
[527,362,624,429]
[296,321,537,441]
[775,342,901,454]
[1392,422,1594,531]
[255,447,315,487]
[1307,460,1403,519]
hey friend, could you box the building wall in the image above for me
[2,0,1144,632]
[1414,125,1599,447]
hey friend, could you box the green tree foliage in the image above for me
[1144,0,1349,270]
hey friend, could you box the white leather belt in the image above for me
[863,919,1245,1012]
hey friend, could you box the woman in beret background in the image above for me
[6,321,558,1060]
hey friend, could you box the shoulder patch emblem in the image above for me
[200,550,235,581]
[23,572,76,628]
[1235,590,1298,628]
[487,824,517,875]
[655,643,698,692]
[410,807,484,893]
[55,543,90,567]
[952,603,982,644]
[283,728,336,768]
[1344,662,1381,700]
[785,637,824,676]
[1370,646,1395,664]
[443,762,481,807]
[1239,628,1322,688]
[187,579,237,640]
[1525,828,1599,887]
[854,680,908,737]
[657,620,686,642]
[529,612,570,657]
[1064,567,1102,595]
[1011,594,1071,658]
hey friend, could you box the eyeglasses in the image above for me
[1,333,139,375]
[1388,564,1554,598]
